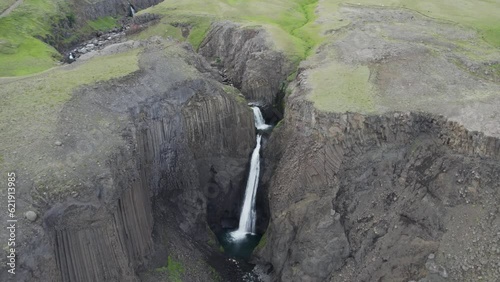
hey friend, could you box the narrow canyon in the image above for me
[0,0,499,282]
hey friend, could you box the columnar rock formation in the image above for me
[0,38,257,281]
[251,5,500,281]
[2,0,499,280]
[256,94,500,281]
[50,159,153,282]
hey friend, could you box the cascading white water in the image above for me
[251,106,272,130]
[230,107,271,240]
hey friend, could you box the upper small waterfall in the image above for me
[252,106,271,131]
[230,106,271,240]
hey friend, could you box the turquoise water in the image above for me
[218,231,262,259]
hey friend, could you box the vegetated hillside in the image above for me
[0,38,257,281]
[140,0,320,62]
[2,0,498,77]
[140,0,500,57]
[253,2,500,281]
[0,0,160,76]
[0,0,18,14]
[0,0,67,76]
[0,0,499,281]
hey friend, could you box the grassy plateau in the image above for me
[0,0,498,120]
[1,0,499,77]
[0,48,140,172]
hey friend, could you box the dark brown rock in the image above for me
[199,22,293,107]
[254,84,500,281]
[1,39,256,282]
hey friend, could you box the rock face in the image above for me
[135,75,256,237]
[0,38,256,282]
[47,0,162,52]
[253,5,500,282]
[199,21,293,107]
[2,2,498,280]
[256,93,500,281]
[73,0,163,21]
[256,6,500,281]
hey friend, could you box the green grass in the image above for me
[308,63,376,113]
[0,47,141,198]
[0,0,18,13]
[304,0,500,114]
[155,256,185,282]
[209,265,222,281]
[87,16,118,31]
[0,0,120,77]
[0,37,60,76]
[0,48,140,152]
[482,27,500,48]
[274,120,284,129]
[493,63,500,77]
[142,0,322,63]
[1,48,140,114]
[140,0,499,65]
[206,224,220,248]
[327,0,500,48]
[131,21,183,41]
[254,232,267,251]
[3,0,497,77]
[188,18,213,50]
[59,16,119,46]
[0,0,68,76]
[223,85,247,104]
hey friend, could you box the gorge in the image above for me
[0,0,499,282]
[221,106,272,259]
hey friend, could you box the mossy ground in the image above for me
[1,48,140,131]
[87,16,118,31]
[0,0,18,13]
[140,0,321,64]
[318,0,500,48]
[0,0,67,76]
[208,265,222,281]
[302,0,500,114]
[254,232,267,251]
[2,0,498,77]
[223,85,247,104]
[155,255,185,282]
[59,16,119,47]
[308,63,376,113]
[0,48,140,194]
[0,0,119,76]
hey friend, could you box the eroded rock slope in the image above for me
[255,4,500,282]
[257,98,500,281]
[0,38,255,281]
[199,21,293,108]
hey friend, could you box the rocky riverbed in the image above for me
[66,13,161,62]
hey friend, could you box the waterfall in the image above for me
[230,107,271,240]
[251,106,271,130]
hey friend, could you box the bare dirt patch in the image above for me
[302,5,500,137]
